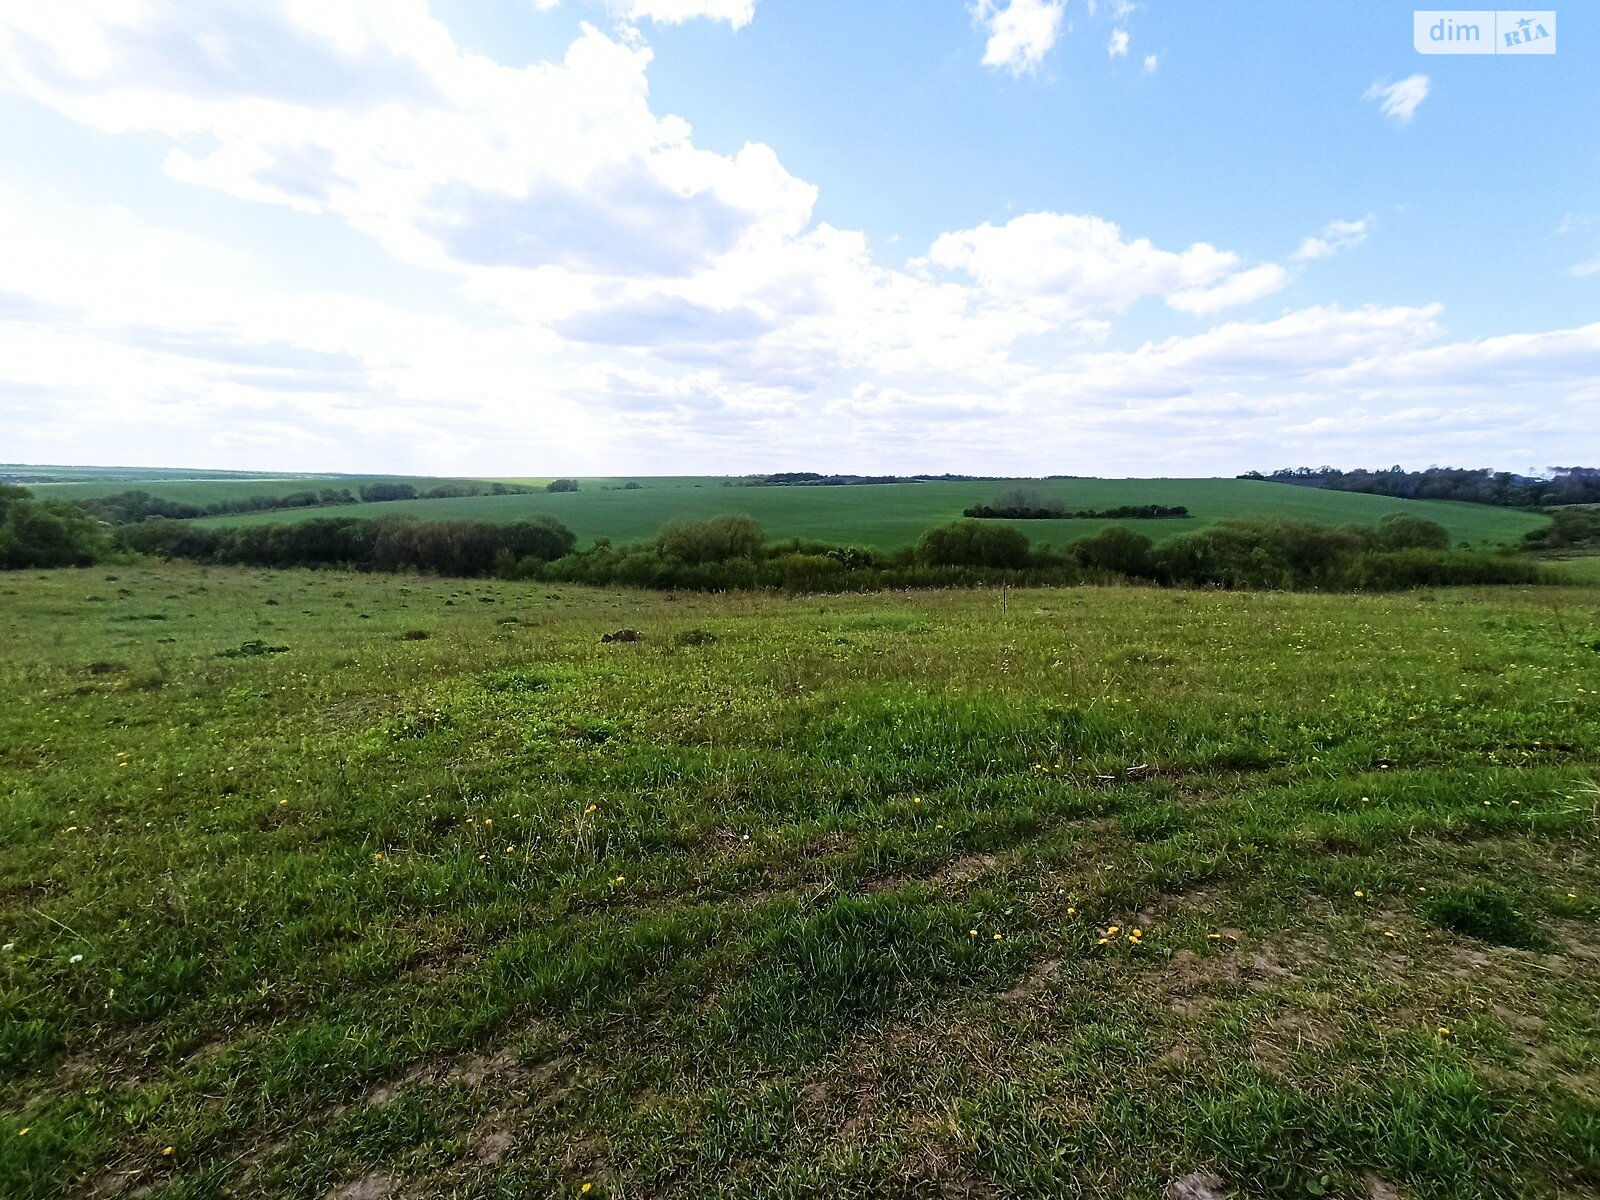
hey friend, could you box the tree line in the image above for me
[1242,465,1600,507]
[0,483,1546,591]
[70,480,543,525]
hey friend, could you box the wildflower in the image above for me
[69,954,83,964]
[935,824,944,830]
[279,799,288,806]
[581,1185,593,1195]
[162,1146,175,1157]
[912,797,922,805]
[1436,1026,1450,1037]
[584,805,597,815]
[66,826,78,833]
[1106,926,1120,936]
[1354,890,1365,898]
[1361,797,1370,803]
[17,1127,28,1137]
[1096,937,1110,946]
[614,875,626,885]
[993,933,1003,941]
[478,854,489,862]
[969,929,979,937]
[373,852,385,862]
[1384,931,1397,939]
[1131,928,1143,938]
[1066,907,1077,916]
[483,818,493,826]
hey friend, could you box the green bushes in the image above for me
[659,515,765,564]
[119,515,574,577]
[915,520,1031,568]
[1523,505,1600,551]
[0,485,111,568]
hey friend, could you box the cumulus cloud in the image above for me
[1293,217,1372,261]
[1143,53,1158,72]
[1366,74,1430,124]
[972,0,1066,75]
[1108,28,1129,57]
[0,3,1590,475]
[608,0,758,28]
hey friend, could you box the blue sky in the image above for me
[0,1,1595,476]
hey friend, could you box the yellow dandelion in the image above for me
[993,933,1003,941]
[373,852,384,861]
[1106,926,1120,936]
[1354,890,1365,898]
[483,818,493,826]
[1437,1026,1450,1037]
[1066,906,1077,916]
[969,929,978,937]
[162,1146,175,1157]
[278,799,288,806]
[912,797,922,805]
[614,875,626,884]
[66,826,78,833]
[935,823,944,830]
[581,1185,593,1195]
[1096,937,1110,946]
[584,804,597,815]
[18,1127,29,1137]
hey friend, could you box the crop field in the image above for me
[2,565,1597,1199]
[26,474,503,507]
[193,477,1550,551]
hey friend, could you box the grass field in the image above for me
[189,477,1551,551]
[25,474,505,507]
[2,565,1597,1199]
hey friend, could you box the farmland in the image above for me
[171,476,1554,551]
[2,564,1597,1199]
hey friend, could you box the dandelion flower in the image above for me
[18,1127,29,1136]
[1437,1026,1450,1037]
[935,823,944,830]
[162,1146,175,1157]
[66,826,78,833]
[614,875,626,885]
[913,797,922,805]
[581,1185,593,1195]
[993,933,1003,941]
[1096,937,1110,946]
[1066,907,1077,917]
[969,929,979,937]
[584,805,597,815]
[1106,926,1120,935]
[483,818,493,826]
[1354,890,1365,898]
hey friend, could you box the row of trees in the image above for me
[76,480,541,525]
[964,490,1189,520]
[1244,465,1600,507]
[1,483,1546,592]
[120,515,575,577]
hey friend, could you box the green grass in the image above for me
[2,566,1597,1199]
[27,473,503,506]
[194,477,1550,550]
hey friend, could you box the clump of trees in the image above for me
[964,488,1189,521]
[1243,465,1600,507]
[1523,505,1600,551]
[1068,515,1535,589]
[546,479,580,493]
[0,485,110,568]
[75,480,539,526]
[120,515,575,577]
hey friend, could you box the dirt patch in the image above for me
[1002,958,1061,1003]
[474,1129,516,1164]
[1165,1170,1228,1200]
[936,854,1002,885]
[329,1172,395,1199]
[1363,1175,1405,1200]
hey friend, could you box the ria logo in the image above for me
[1414,10,1557,54]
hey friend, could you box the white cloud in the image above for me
[1143,53,1158,72]
[1108,28,1129,57]
[972,0,1066,75]
[0,3,1589,476]
[609,0,758,28]
[1570,253,1600,278]
[1366,74,1430,124]
[927,211,1286,319]
[1293,217,1372,261]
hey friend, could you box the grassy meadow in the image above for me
[188,477,1550,552]
[2,564,1597,1199]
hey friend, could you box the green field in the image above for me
[3,565,1597,1199]
[26,473,503,506]
[190,477,1550,551]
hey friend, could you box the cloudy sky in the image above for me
[0,1,1595,476]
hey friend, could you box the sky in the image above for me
[0,0,1596,477]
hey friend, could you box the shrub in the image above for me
[1071,526,1154,576]
[659,515,765,564]
[915,520,1031,568]
[546,478,580,493]
[0,485,110,568]
[1374,513,1452,551]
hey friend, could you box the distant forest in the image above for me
[1243,465,1600,507]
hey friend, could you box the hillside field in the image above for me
[2,565,1596,1199]
[181,477,1553,550]
[25,472,505,507]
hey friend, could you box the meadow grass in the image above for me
[1,565,1596,1199]
[186,478,1550,551]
